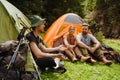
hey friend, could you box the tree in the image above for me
[7,0,85,29]
[94,0,120,38]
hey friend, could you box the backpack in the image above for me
[102,45,120,64]
[0,40,28,80]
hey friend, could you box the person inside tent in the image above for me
[63,26,90,62]
[26,15,67,73]
[76,23,112,65]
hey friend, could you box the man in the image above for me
[26,15,67,72]
[76,23,112,65]
[63,26,89,62]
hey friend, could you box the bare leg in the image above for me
[65,49,77,62]
[101,56,112,63]
[69,48,76,57]
[74,47,90,62]
[91,48,112,65]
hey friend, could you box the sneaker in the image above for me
[56,66,67,74]
[55,62,67,74]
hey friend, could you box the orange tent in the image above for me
[43,13,88,47]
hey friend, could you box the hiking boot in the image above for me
[80,56,90,62]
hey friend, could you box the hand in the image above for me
[66,45,74,50]
[57,53,67,60]
[58,45,67,51]
[87,46,91,51]
[89,47,96,53]
[69,45,74,49]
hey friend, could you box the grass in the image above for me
[41,39,120,80]
[103,39,120,53]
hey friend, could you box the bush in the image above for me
[94,31,105,43]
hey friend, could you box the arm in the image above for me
[87,35,101,53]
[29,42,65,59]
[26,33,66,59]
[38,43,66,53]
[76,35,89,49]
[91,36,101,50]
[63,35,70,48]
[72,36,77,48]
[63,35,76,56]
[63,35,76,48]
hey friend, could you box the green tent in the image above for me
[0,0,31,43]
[0,0,40,79]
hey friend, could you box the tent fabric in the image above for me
[0,0,31,43]
[64,14,83,24]
[25,49,38,72]
[43,13,87,47]
[0,0,38,73]
[0,1,18,43]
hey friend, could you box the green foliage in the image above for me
[94,31,105,43]
[7,0,97,29]
[82,0,96,16]
[42,0,85,28]
[87,19,99,34]
[8,0,44,15]
[82,0,97,34]
[7,0,120,38]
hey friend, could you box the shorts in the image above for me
[79,47,103,60]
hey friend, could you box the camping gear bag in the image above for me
[0,66,20,80]
[0,40,28,80]
[0,40,27,68]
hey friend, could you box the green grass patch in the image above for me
[103,39,120,53]
[41,39,120,80]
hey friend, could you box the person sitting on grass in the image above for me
[63,26,90,62]
[76,23,112,65]
[26,15,67,73]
